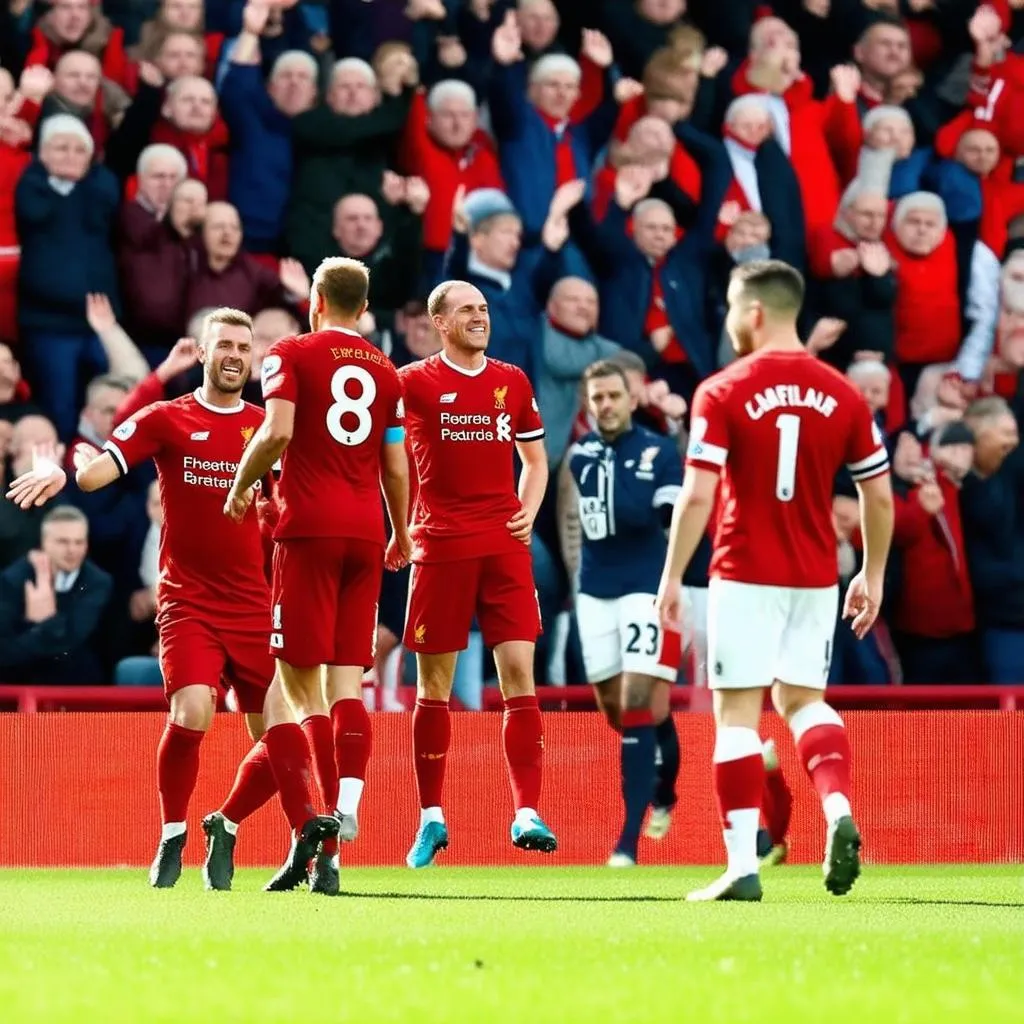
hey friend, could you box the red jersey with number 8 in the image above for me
[262,326,404,543]
[686,348,889,588]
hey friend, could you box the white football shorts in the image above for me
[706,578,838,690]
[577,592,681,684]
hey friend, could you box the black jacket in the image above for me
[0,557,112,684]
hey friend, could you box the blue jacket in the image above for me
[488,60,618,238]
[572,125,731,381]
[443,236,562,384]
[15,161,121,334]
[218,63,294,250]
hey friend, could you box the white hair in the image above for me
[39,114,94,157]
[724,95,771,125]
[633,197,674,221]
[892,190,947,231]
[427,79,477,112]
[331,57,377,86]
[839,176,886,211]
[271,49,319,83]
[846,359,891,386]
[862,104,912,135]
[529,53,581,86]
[136,143,187,178]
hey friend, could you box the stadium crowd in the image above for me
[0,0,1023,694]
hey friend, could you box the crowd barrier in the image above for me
[1,710,1022,867]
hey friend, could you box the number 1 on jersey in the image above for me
[775,413,800,502]
[327,365,376,446]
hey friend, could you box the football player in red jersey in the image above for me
[6,309,339,892]
[399,279,556,868]
[655,261,894,902]
[225,257,411,896]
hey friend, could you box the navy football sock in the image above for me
[617,712,657,859]
[654,715,681,810]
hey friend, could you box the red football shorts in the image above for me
[159,617,272,713]
[404,550,541,655]
[271,537,383,668]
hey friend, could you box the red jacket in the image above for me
[399,89,504,253]
[887,476,974,638]
[886,230,960,365]
[150,116,231,201]
[730,63,859,238]
[25,23,132,93]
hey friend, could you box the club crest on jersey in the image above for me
[414,623,426,644]
[240,426,255,446]
[493,385,508,410]
[637,446,660,477]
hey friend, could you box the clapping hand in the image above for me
[5,444,67,510]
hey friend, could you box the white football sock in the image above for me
[823,792,852,825]
[161,822,186,841]
[420,806,444,826]
[338,778,365,816]
[514,807,538,827]
[723,808,760,879]
[221,816,239,836]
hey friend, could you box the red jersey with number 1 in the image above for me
[262,327,404,543]
[686,349,890,588]
[400,352,545,563]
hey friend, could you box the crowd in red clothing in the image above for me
[0,0,1023,689]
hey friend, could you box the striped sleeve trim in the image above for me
[102,440,128,476]
[847,448,890,481]
[516,427,545,441]
[653,484,682,507]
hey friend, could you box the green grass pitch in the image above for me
[1,866,1022,1023]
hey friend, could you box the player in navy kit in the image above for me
[567,361,683,865]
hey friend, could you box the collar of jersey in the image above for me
[322,325,363,337]
[440,351,487,377]
[193,388,245,415]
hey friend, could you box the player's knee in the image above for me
[772,681,821,722]
[622,676,654,712]
[712,687,764,730]
[168,686,215,731]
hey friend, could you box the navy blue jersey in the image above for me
[568,426,682,599]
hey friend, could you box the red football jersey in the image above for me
[261,327,404,543]
[687,349,890,588]
[103,390,271,624]
[400,352,545,562]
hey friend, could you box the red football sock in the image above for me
[156,722,204,824]
[220,740,278,825]
[712,726,764,878]
[412,698,450,808]
[762,765,793,844]
[302,715,339,856]
[331,697,372,782]
[502,695,544,811]
[264,723,317,835]
[796,723,852,804]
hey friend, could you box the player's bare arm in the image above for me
[226,397,294,522]
[843,472,895,639]
[5,443,67,509]
[381,438,412,570]
[655,465,718,628]
[74,443,122,493]
[508,438,548,543]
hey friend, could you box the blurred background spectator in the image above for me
[2,0,1024,691]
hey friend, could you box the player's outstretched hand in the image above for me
[654,576,682,631]
[6,444,67,509]
[506,506,534,544]
[224,487,254,523]
[842,570,882,640]
[385,530,413,571]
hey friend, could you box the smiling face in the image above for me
[432,283,490,353]
[201,321,253,394]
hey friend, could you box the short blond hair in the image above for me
[313,257,370,317]
[202,307,253,339]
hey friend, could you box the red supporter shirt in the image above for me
[261,327,404,544]
[686,349,889,588]
[399,353,545,563]
[103,390,270,625]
